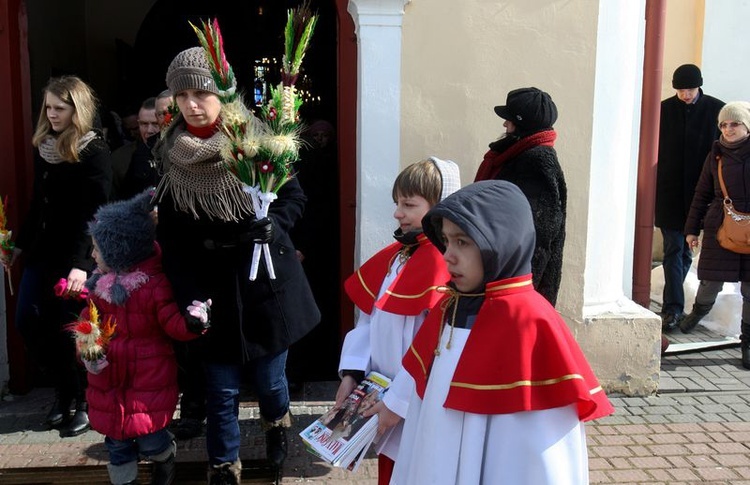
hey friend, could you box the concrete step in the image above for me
[0,459,278,484]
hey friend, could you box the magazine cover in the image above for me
[299,371,391,469]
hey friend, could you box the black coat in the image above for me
[156,174,321,364]
[685,138,750,282]
[16,137,112,275]
[491,144,567,306]
[120,135,159,200]
[655,91,724,230]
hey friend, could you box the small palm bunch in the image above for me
[0,195,15,295]
[162,99,180,129]
[191,3,317,280]
[67,299,117,363]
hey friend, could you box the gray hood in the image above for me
[423,180,536,286]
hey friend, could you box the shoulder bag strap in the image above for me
[718,156,731,201]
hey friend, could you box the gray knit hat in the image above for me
[718,101,750,131]
[88,190,156,272]
[166,47,219,96]
[428,156,461,201]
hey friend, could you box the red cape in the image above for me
[403,274,614,421]
[344,234,450,316]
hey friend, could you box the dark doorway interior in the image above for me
[125,0,337,125]
[23,0,342,383]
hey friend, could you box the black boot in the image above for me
[742,345,750,370]
[263,411,292,469]
[170,417,204,440]
[45,391,72,428]
[660,312,684,332]
[150,441,176,485]
[60,401,90,437]
[265,426,288,468]
[741,321,750,370]
[679,303,713,333]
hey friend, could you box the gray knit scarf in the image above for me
[38,131,97,164]
[154,122,253,222]
[719,134,750,151]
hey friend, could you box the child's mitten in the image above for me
[84,356,109,374]
[186,298,212,334]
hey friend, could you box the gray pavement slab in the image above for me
[1,325,750,483]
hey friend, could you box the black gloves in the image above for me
[247,217,274,244]
[203,218,274,250]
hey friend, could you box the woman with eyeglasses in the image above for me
[683,102,750,366]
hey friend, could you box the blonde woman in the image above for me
[6,76,111,437]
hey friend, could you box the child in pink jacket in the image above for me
[81,191,210,485]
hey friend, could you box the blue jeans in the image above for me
[105,428,173,466]
[204,350,289,465]
[661,228,693,315]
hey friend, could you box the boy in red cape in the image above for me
[335,157,460,483]
[371,180,614,485]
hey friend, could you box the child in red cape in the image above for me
[335,157,460,483]
[373,180,614,485]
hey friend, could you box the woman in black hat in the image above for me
[474,87,567,306]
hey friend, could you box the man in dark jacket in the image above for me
[655,64,724,330]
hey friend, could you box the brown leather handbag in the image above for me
[716,157,750,254]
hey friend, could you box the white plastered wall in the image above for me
[348,0,411,264]
[349,0,661,394]
[702,0,750,103]
[579,0,660,395]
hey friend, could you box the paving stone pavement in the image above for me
[2,326,750,484]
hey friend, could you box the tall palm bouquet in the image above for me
[191,2,317,280]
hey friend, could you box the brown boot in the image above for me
[207,459,241,485]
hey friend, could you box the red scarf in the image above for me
[186,118,221,138]
[474,130,557,181]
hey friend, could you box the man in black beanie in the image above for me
[655,64,724,331]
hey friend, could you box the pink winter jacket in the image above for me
[82,245,197,440]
